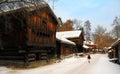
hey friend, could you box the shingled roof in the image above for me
[111,38,120,47]
[0,0,45,13]
[0,1,58,24]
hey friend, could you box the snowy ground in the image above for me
[0,54,120,74]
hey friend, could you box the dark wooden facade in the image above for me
[0,3,58,66]
[56,30,84,59]
[68,31,84,52]
[56,39,75,59]
[110,39,120,64]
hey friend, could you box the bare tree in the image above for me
[57,19,74,31]
[112,16,120,39]
[84,20,91,41]
[93,25,113,49]
[94,25,106,49]
[94,25,106,35]
[45,0,58,9]
[73,19,82,30]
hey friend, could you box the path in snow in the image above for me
[0,54,120,74]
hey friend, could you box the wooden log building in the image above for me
[110,38,120,63]
[83,41,96,52]
[67,31,84,52]
[56,30,84,59]
[0,2,58,66]
[56,36,76,59]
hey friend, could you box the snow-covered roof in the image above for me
[111,38,120,47]
[56,30,82,39]
[83,41,95,49]
[83,45,89,49]
[84,41,94,45]
[0,1,58,25]
[57,38,76,45]
[56,30,82,45]
[0,0,46,13]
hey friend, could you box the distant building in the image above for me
[83,41,96,52]
[56,30,84,58]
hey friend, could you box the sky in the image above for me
[48,0,120,32]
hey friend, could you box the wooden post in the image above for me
[24,53,29,66]
[0,35,3,50]
[113,49,116,58]
[0,35,1,49]
[24,49,29,66]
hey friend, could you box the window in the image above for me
[42,17,48,26]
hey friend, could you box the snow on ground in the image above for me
[0,54,120,74]
[87,54,120,74]
[0,56,86,74]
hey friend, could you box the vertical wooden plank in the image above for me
[29,28,32,43]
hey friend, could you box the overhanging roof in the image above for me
[57,38,76,45]
[111,38,120,47]
[56,30,82,45]
[0,1,58,25]
[56,30,82,39]
[84,41,95,46]
[83,44,89,49]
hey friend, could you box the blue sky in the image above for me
[48,0,120,32]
